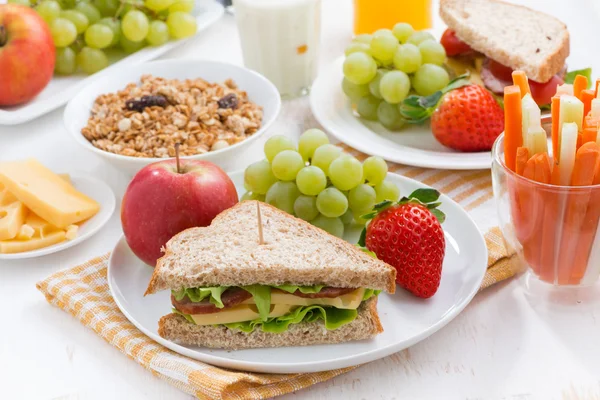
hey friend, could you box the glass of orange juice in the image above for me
[353,0,432,34]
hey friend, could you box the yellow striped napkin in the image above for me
[36,152,523,400]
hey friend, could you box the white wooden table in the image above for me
[2,1,600,399]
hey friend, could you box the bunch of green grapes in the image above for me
[342,23,450,130]
[9,0,197,75]
[242,129,401,238]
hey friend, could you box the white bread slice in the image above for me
[158,297,383,350]
[146,201,396,294]
[440,0,569,82]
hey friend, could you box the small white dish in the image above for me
[64,59,281,176]
[108,171,487,373]
[0,0,224,126]
[310,57,493,170]
[0,173,115,260]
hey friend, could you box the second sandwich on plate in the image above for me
[144,200,397,350]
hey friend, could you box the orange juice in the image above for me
[353,0,432,34]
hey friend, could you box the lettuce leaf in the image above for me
[224,305,358,333]
[172,287,227,308]
[273,284,325,294]
[172,308,195,324]
[240,285,271,321]
[362,289,381,301]
[565,68,592,86]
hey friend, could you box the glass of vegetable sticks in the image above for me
[491,71,600,286]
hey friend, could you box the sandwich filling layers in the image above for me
[170,285,381,334]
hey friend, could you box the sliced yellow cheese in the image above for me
[0,229,66,254]
[190,304,294,326]
[241,288,365,310]
[24,212,59,238]
[65,224,79,240]
[0,202,27,241]
[0,187,18,206]
[0,159,99,228]
[17,224,35,240]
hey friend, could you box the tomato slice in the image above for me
[487,59,514,82]
[530,75,564,106]
[440,29,473,56]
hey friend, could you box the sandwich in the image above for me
[145,200,396,350]
[439,0,571,107]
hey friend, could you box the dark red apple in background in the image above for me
[121,155,238,266]
[0,4,55,106]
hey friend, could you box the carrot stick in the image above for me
[525,153,552,273]
[595,79,600,97]
[534,153,552,184]
[516,147,529,176]
[551,161,561,185]
[582,126,597,144]
[557,142,600,284]
[504,85,523,171]
[551,96,561,162]
[512,71,531,97]
[573,75,589,100]
[577,132,583,150]
[581,89,595,117]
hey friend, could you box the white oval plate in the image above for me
[0,173,115,259]
[310,57,493,170]
[108,171,487,373]
[0,0,224,126]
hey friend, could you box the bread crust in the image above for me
[158,297,384,350]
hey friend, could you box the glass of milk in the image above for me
[233,0,321,99]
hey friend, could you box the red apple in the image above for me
[121,159,239,266]
[0,4,55,106]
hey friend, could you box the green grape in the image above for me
[120,35,145,53]
[311,144,342,175]
[342,78,369,103]
[57,0,75,9]
[8,0,31,6]
[37,0,61,24]
[271,150,304,181]
[244,180,252,191]
[412,64,450,96]
[169,0,194,13]
[54,47,76,75]
[316,187,348,218]
[357,95,381,121]
[348,184,376,213]
[98,17,121,46]
[362,156,388,186]
[74,1,101,24]
[352,209,369,226]
[392,22,414,43]
[393,43,422,73]
[344,42,371,56]
[146,20,169,46]
[50,18,77,47]
[406,31,435,46]
[377,102,405,130]
[340,208,353,225]
[117,0,145,17]
[296,166,327,196]
[60,10,88,34]
[167,11,197,39]
[294,195,319,221]
[418,39,446,66]
[85,24,113,49]
[353,34,372,44]
[379,70,410,104]
[369,31,398,62]
[122,10,149,42]
[145,0,173,11]
[368,69,386,99]
[76,47,108,74]
[241,192,265,202]
[265,181,300,215]
[343,52,377,85]
[328,156,363,191]
[373,28,394,37]
[93,0,119,16]
[244,159,277,195]
[375,179,401,202]
[311,215,344,238]
[264,135,296,162]
[298,129,329,161]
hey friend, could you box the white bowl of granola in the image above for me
[63,59,281,175]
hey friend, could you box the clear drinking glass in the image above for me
[492,133,600,286]
[232,0,321,99]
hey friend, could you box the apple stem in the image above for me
[0,26,6,47]
[175,143,181,173]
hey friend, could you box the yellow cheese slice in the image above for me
[190,304,294,326]
[24,212,59,238]
[0,229,66,254]
[0,159,99,228]
[0,202,27,241]
[241,288,365,310]
[0,187,18,206]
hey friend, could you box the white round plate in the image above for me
[0,173,115,259]
[310,57,492,170]
[108,171,487,373]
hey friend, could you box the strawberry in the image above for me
[400,77,504,152]
[358,189,446,299]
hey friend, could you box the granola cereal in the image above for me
[81,75,263,158]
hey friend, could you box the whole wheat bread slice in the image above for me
[440,0,569,82]
[146,201,396,294]
[158,297,383,349]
